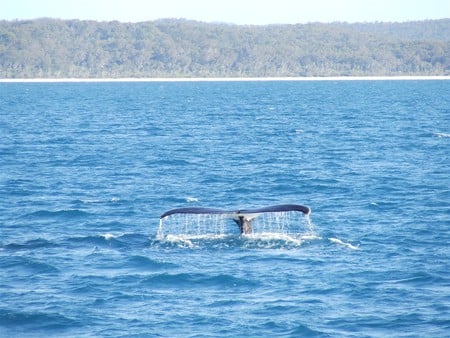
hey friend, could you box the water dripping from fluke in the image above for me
[156,204,316,246]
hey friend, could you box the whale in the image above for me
[160,204,311,234]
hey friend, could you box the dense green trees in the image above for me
[0,18,448,78]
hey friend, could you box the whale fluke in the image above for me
[237,204,311,216]
[160,204,311,234]
[160,207,229,219]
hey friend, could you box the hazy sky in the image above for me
[2,0,449,24]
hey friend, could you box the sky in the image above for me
[2,0,449,24]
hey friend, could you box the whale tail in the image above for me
[234,216,253,234]
[160,204,311,234]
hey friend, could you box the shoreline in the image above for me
[0,76,449,83]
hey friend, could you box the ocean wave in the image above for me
[433,132,450,138]
[74,198,102,204]
[0,308,79,331]
[1,256,60,274]
[140,272,258,289]
[289,323,327,336]
[65,233,149,251]
[388,271,446,286]
[328,237,360,250]
[126,255,178,270]
[101,233,117,240]
[25,209,91,219]
[2,238,59,251]
[66,234,127,250]
[73,197,123,205]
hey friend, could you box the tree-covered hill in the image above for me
[0,18,449,78]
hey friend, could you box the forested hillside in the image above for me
[0,18,449,78]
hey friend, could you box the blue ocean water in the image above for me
[0,80,449,337]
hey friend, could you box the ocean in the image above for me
[0,80,449,337]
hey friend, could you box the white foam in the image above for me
[244,232,297,241]
[243,232,320,246]
[102,233,116,240]
[433,132,450,138]
[328,237,359,250]
[186,197,199,202]
[79,199,102,204]
[301,234,322,241]
[165,234,194,248]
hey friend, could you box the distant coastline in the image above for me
[1,19,449,79]
[1,76,449,83]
